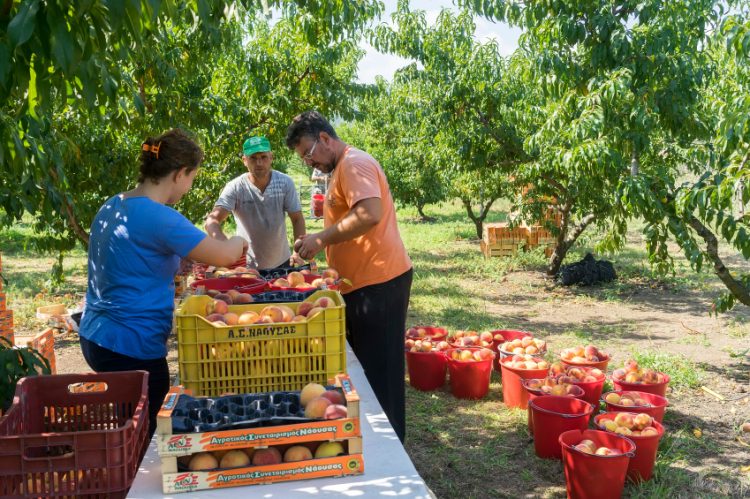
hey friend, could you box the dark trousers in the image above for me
[344,268,413,443]
[79,336,170,441]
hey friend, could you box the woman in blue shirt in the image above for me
[79,129,247,438]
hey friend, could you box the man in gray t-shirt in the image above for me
[205,136,305,270]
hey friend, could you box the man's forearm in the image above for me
[319,209,376,246]
[205,219,228,240]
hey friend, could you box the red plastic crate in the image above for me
[0,371,149,498]
[189,276,267,294]
[192,255,247,280]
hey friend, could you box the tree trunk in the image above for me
[630,149,640,176]
[416,203,435,222]
[687,215,750,307]
[546,213,596,276]
[461,197,497,239]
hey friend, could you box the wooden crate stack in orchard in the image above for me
[0,252,12,344]
[481,224,529,258]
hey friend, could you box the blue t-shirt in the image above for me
[80,195,206,359]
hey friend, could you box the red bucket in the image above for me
[446,347,495,399]
[612,373,670,397]
[312,193,325,217]
[565,367,606,406]
[489,330,533,371]
[559,429,636,499]
[499,357,549,409]
[523,381,585,435]
[530,396,594,459]
[602,391,668,423]
[406,350,448,391]
[405,326,449,343]
[594,412,665,482]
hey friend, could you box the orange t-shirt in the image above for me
[324,147,412,293]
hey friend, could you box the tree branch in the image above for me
[47,168,90,247]
[687,215,750,306]
[565,213,596,245]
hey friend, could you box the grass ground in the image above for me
[1,199,749,498]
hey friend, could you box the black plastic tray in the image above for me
[258,264,313,280]
[250,290,316,303]
[171,386,343,433]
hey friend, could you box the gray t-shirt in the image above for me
[214,171,301,270]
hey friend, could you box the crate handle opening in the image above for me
[67,382,108,394]
[23,444,74,461]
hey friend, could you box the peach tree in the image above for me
[0,0,382,281]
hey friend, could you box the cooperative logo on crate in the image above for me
[167,434,192,451]
[343,421,355,433]
[173,472,199,490]
[227,324,298,339]
[347,459,360,471]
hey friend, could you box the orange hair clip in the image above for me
[141,141,162,159]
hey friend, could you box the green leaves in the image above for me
[7,0,40,47]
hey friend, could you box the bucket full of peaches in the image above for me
[549,362,607,406]
[560,344,611,370]
[522,377,585,435]
[593,411,665,482]
[448,331,494,349]
[602,391,668,423]
[404,336,451,391]
[445,347,495,399]
[611,359,670,397]
[499,355,550,409]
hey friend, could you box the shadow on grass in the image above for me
[699,357,750,385]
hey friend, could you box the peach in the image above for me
[321,389,346,406]
[421,340,433,352]
[620,398,635,407]
[292,315,307,322]
[214,293,233,305]
[323,404,348,420]
[259,305,284,322]
[206,289,220,297]
[243,447,256,461]
[206,313,225,322]
[625,372,641,383]
[207,299,229,315]
[305,396,332,418]
[311,278,325,288]
[274,278,291,287]
[223,312,239,325]
[306,306,324,318]
[480,331,493,343]
[404,339,415,349]
[493,333,504,341]
[575,444,594,454]
[633,413,653,430]
[614,413,634,429]
[237,311,260,325]
[297,302,315,316]
[603,420,618,432]
[322,268,339,280]
[283,445,313,463]
[189,452,219,471]
[233,293,254,304]
[595,447,616,456]
[459,350,473,361]
[278,305,295,322]
[252,447,282,466]
[625,359,639,372]
[614,426,632,436]
[314,441,345,458]
[287,272,305,286]
[314,296,335,308]
[300,383,327,407]
[641,427,658,436]
[219,449,250,469]
[605,393,621,404]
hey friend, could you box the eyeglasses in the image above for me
[302,139,319,162]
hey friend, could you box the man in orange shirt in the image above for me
[286,111,413,442]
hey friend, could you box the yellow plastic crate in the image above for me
[175,290,346,396]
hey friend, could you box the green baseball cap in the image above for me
[243,136,272,156]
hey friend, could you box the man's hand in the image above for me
[289,251,306,266]
[294,233,325,260]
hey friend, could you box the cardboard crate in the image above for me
[156,374,360,456]
[176,290,346,396]
[156,374,364,493]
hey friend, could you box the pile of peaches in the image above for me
[572,439,623,456]
[504,354,549,370]
[597,412,659,437]
[404,339,451,353]
[270,268,341,290]
[499,337,547,356]
[448,348,494,362]
[560,344,609,364]
[524,377,580,396]
[612,359,668,385]
[449,331,494,348]
[212,266,262,278]
[604,392,653,407]
[203,296,335,326]
[182,439,348,471]
[549,362,605,383]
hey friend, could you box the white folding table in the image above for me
[128,343,434,498]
